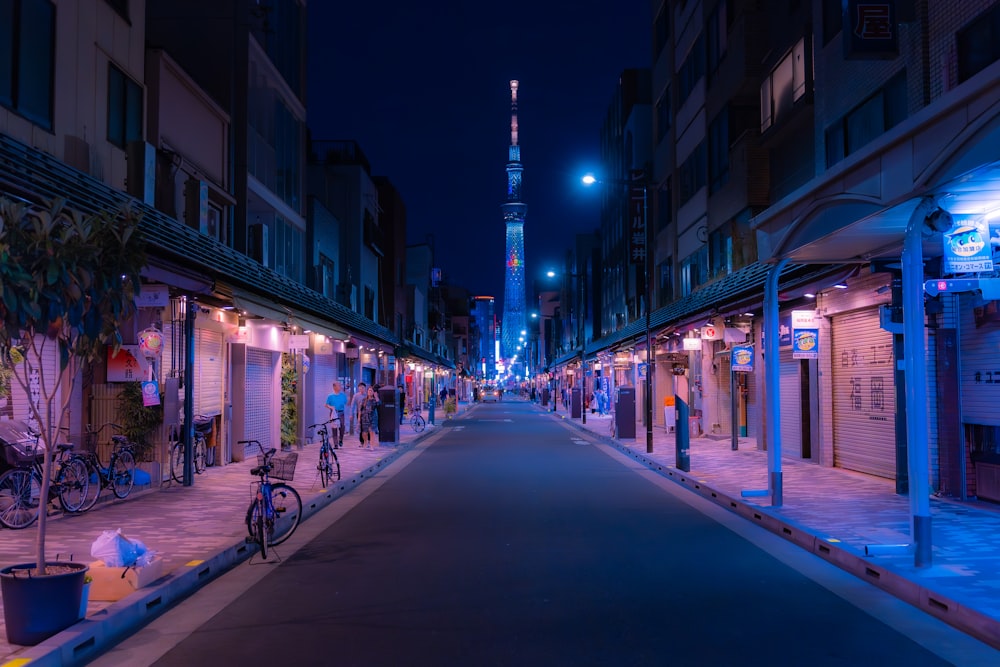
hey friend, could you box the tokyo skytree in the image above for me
[501,80,527,372]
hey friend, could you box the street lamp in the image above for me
[582,171,654,453]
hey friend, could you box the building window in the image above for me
[824,71,907,167]
[318,253,336,298]
[708,227,732,280]
[657,257,673,307]
[706,0,730,81]
[680,247,708,297]
[678,141,707,207]
[678,34,705,106]
[107,63,143,148]
[656,177,672,232]
[760,37,809,132]
[364,286,375,321]
[655,86,672,142]
[958,4,1000,84]
[0,0,55,129]
[708,110,730,194]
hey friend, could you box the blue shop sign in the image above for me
[731,345,754,373]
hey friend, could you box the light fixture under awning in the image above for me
[228,287,350,341]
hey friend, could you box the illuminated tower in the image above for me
[501,80,527,372]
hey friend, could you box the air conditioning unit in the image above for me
[126,141,156,204]
[249,222,268,266]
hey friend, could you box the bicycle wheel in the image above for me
[77,456,102,512]
[317,449,331,488]
[169,441,184,483]
[0,468,42,529]
[195,436,207,474]
[330,449,341,481]
[411,414,425,432]
[244,496,268,558]
[57,456,90,513]
[111,449,136,499]
[264,482,301,546]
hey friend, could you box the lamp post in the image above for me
[583,172,653,453]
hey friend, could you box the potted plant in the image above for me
[0,198,146,645]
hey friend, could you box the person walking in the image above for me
[349,382,368,443]
[359,385,381,449]
[324,381,347,447]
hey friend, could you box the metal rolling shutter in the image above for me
[831,309,896,479]
[958,294,1000,424]
[161,324,224,417]
[779,348,802,456]
[244,348,273,451]
[194,328,224,416]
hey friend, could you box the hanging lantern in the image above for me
[138,327,164,359]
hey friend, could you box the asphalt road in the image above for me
[92,402,994,666]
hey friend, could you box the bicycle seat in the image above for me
[55,443,75,452]
[111,435,129,444]
[250,464,271,477]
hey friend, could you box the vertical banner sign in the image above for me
[843,0,898,59]
[731,344,754,372]
[629,171,646,265]
[791,310,820,360]
[778,313,792,348]
[942,218,993,274]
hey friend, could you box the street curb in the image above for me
[552,410,1000,652]
[4,431,435,667]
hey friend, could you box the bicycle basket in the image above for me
[0,420,43,466]
[257,452,297,481]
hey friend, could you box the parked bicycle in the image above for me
[77,422,137,512]
[0,422,91,529]
[169,416,211,483]
[308,418,341,488]
[409,403,426,433]
[240,440,302,561]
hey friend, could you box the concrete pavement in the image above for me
[2,398,999,664]
[547,403,1000,652]
[0,413,448,666]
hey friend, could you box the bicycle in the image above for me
[240,441,302,561]
[0,425,91,529]
[76,423,137,512]
[308,418,341,488]
[169,417,210,483]
[409,404,426,433]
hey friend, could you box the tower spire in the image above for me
[501,79,527,377]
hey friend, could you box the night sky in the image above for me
[306,1,651,310]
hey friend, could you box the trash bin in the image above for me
[378,387,397,443]
[616,387,636,439]
[571,387,582,418]
[541,388,549,407]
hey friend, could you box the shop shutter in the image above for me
[831,308,896,479]
[779,348,802,455]
[244,347,273,451]
[958,295,1000,424]
[8,335,59,430]
[194,328,224,416]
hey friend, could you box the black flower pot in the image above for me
[0,561,88,645]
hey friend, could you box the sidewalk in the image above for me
[543,403,1000,651]
[0,410,454,666]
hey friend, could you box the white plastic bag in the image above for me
[90,528,147,567]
